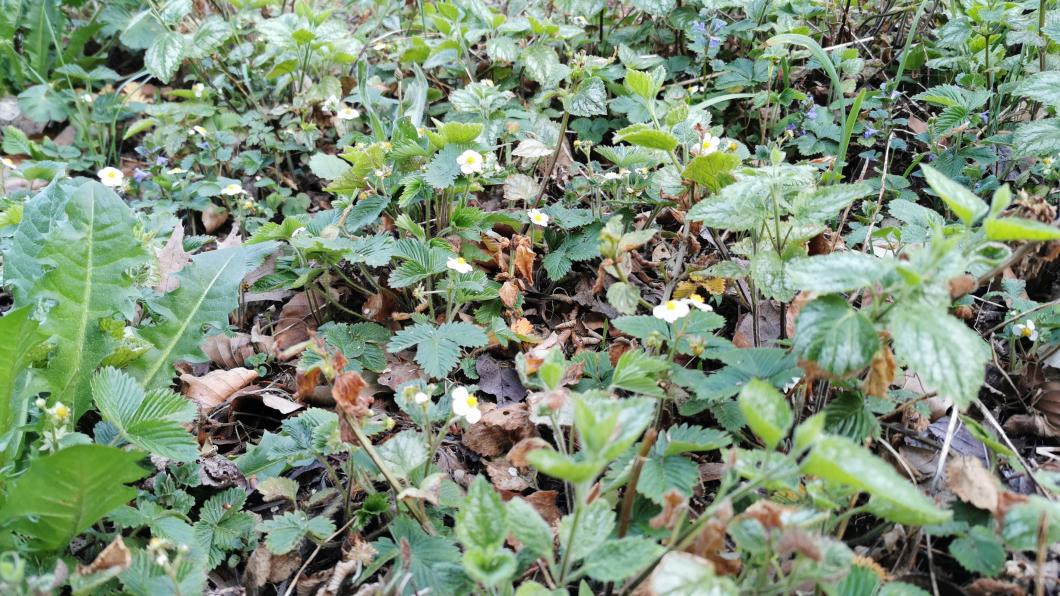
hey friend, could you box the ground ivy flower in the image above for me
[528,208,550,227]
[682,293,713,312]
[222,183,245,196]
[457,150,484,175]
[336,105,360,120]
[192,83,205,98]
[451,386,482,424]
[447,256,473,273]
[1013,320,1038,341]
[653,299,691,323]
[97,166,125,187]
[696,133,720,156]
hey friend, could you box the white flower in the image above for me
[603,171,624,181]
[528,208,550,227]
[1,157,16,169]
[192,83,206,98]
[783,377,801,392]
[451,386,482,424]
[49,402,70,422]
[155,553,169,567]
[682,293,713,312]
[413,391,431,404]
[192,126,208,137]
[480,79,494,87]
[696,133,720,155]
[457,150,484,175]
[80,93,93,103]
[166,167,185,175]
[336,105,361,120]
[447,256,473,273]
[653,299,690,323]
[222,183,245,196]
[97,166,125,187]
[1014,320,1038,341]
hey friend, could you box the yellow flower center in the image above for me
[665,301,678,310]
[54,404,70,420]
[455,257,467,266]
[1021,326,1033,337]
[466,395,478,408]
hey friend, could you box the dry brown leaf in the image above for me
[202,203,229,233]
[332,370,371,422]
[686,499,741,576]
[462,403,535,457]
[499,280,520,308]
[486,457,530,491]
[650,490,688,530]
[733,300,784,348]
[273,292,323,360]
[945,455,1000,512]
[181,367,259,409]
[377,360,426,391]
[522,490,562,526]
[361,291,397,323]
[155,224,192,292]
[202,332,255,369]
[965,577,1026,596]
[217,222,243,249]
[864,343,897,397]
[776,528,822,562]
[514,235,536,284]
[77,535,131,576]
[508,437,550,468]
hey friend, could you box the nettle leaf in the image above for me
[886,305,990,410]
[949,526,1004,576]
[559,499,614,564]
[92,367,198,462]
[791,183,872,221]
[1012,118,1060,157]
[1014,71,1060,110]
[984,217,1060,241]
[387,322,488,378]
[522,44,570,88]
[456,476,508,551]
[0,444,148,551]
[802,434,950,525]
[582,536,664,582]
[793,295,879,377]
[131,246,262,389]
[615,124,679,152]
[565,76,608,117]
[145,31,186,83]
[687,177,771,231]
[261,511,336,555]
[5,182,149,419]
[683,152,740,193]
[193,487,256,568]
[505,498,553,561]
[787,252,893,293]
[737,378,792,449]
[920,164,988,225]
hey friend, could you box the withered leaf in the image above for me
[181,367,259,409]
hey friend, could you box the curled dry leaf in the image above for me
[864,343,897,397]
[273,291,324,360]
[155,223,192,292]
[514,235,536,284]
[462,403,535,457]
[499,280,520,308]
[77,534,131,576]
[181,367,259,409]
[486,457,530,491]
[522,490,562,526]
[508,437,551,468]
[332,370,371,422]
[202,332,256,369]
[945,455,1000,512]
[361,290,397,323]
[650,490,688,530]
[201,203,229,233]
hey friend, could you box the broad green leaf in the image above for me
[624,68,659,101]
[791,183,872,220]
[984,217,1060,241]
[373,517,470,595]
[949,526,1004,576]
[581,537,664,582]
[386,322,488,378]
[615,124,679,152]
[787,252,893,293]
[92,367,198,462]
[261,511,335,554]
[0,307,42,461]
[1012,119,1060,157]
[0,444,148,551]
[683,152,740,193]
[376,429,428,480]
[438,122,483,145]
[456,476,508,551]
[132,245,268,389]
[606,281,641,315]
[639,455,700,503]
[5,181,149,418]
[307,153,350,180]
[663,423,731,455]
[920,164,988,225]
[887,306,990,410]
[802,435,951,525]
[527,449,601,483]
[505,498,553,561]
[793,295,879,377]
[463,548,517,587]
[737,379,792,449]
[648,551,739,595]
[145,31,186,83]
[565,76,608,117]
[559,499,614,563]
[610,349,669,397]
[1014,71,1060,110]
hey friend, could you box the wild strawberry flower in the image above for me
[451,386,482,424]
[413,391,431,404]
[336,105,361,120]
[1013,320,1038,341]
[193,125,208,137]
[1,157,16,169]
[528,208,550,227]
[97,166,125,187]
[50,402,70,422]
[653,299,690,323]
[192,83,205,98]
[222,183,245,196]
[447,256,473,273]
[696,133,720,155]
[457,150,484,175]
[682,293,713,312]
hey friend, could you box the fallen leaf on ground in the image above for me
[155,223,192,292]
[203,332,256,368]
[462,403,535,457]
[181,367,259,409]
[476,354,527,405]
[946,455,999,512]
[77,535,131,576]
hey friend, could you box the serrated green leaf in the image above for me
[193,487,255,568]
[787,252,893,293]
[949,526,1004,576]
[920,164,988,225]
[145,32,185,83]
[559,499,614,563]
[387,322,488,378]
[456,476,508,551]
[376,429,428,480]
[1015,71,1060,110]
[582,536,664,582]
[261,510,336,554]
[615,124,679,152]
[639,455,700,503]
[565,76,608,117]
[793,295,879,377]
[505,498,553,561]
[682,152,740,193]
[92,367,198,462]
[606,281,641,315]
[738,379,792,449]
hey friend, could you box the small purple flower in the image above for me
[979,111,989,122]
[786,122,798,131]
[806,106,818,120]
[133,168,151,182]
[862,125,879,139]
[711,18,726,31]
[155,156,169,167]
[709,37,721,49]
[691,21,707,36]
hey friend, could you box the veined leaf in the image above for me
[0,307,43,463]
[5,181,149,419]
[386,322,488,378]
[92,367,198,462]
[793,295,879,377]
[920,164,988,225]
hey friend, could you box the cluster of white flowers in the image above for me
[652,293,713,323]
